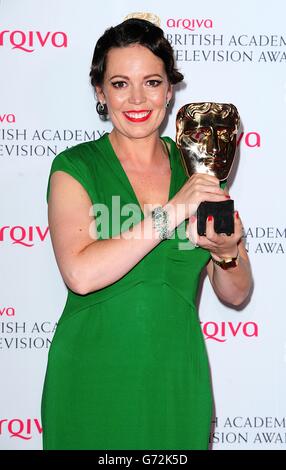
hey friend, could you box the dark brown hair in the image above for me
[89,18,184,117]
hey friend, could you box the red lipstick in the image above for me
[123,110,152,123]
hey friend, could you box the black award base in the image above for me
[197,199,234,236]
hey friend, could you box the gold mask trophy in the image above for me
[176,102,240,235]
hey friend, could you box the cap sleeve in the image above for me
[46,147,93,203]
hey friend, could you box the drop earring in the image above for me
[96,101,108,116]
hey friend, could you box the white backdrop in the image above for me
[0,0,285,450]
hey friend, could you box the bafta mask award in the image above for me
[176,102,240,236]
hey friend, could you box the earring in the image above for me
[166,101,170,108]
[96,101,107,116]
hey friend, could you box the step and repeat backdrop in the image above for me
[0,0,285,450]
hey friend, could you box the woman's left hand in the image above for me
[186,211,243,258]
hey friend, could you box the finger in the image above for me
[204,215,234,247]
[234,210,243,239]
[186,215,199,247]
[198,185,228,196]
[189,174,220,186]
[196,192,231,205]
[205,215,216,240]
[190,178,225,192]
[187,215,218,250]
[224,186,230,196]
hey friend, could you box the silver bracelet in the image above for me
[151,206,173,240]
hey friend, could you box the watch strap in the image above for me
[211,250,240,270]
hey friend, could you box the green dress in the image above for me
[41,133,212,450]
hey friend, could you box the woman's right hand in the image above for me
[169,174,230,223]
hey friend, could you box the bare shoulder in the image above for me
[49,170,91,205]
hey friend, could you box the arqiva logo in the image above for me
[166,18,213,31]
[0,418,42,440]
[0,226,49,247]
[0,113,15,123]
[237,131,261,148]
[0,30,67,52]
[201,321,258,342]
[0,306,15,317]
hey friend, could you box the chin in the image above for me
[121,124,159,139]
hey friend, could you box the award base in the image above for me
[197,199,234,236]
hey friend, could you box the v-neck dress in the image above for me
[41,133,212,450]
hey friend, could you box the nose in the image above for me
[206,129,219,155]
[128,84,146,105]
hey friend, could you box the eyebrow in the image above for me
[108,74,164,81]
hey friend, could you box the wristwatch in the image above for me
[211,251,240,270]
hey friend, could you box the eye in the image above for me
[146,79,162,87]
[189,129,209,142]
[219,129,232,142]
[111,81,127,89]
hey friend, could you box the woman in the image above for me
[41,18,252,450]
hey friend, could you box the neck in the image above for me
[109,130,166,169]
